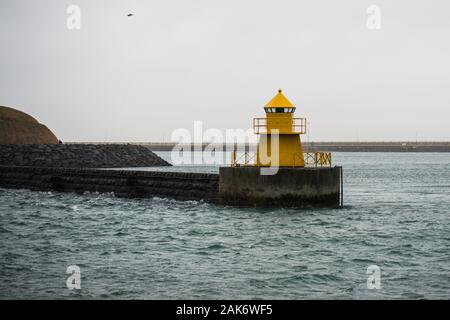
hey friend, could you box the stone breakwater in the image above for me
[0,166,219,201]
[0,144,170,168]
[0,144,342,207]
[0,165,342,207]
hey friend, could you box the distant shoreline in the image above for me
[65,142,450,152]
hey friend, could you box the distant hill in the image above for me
[0,106,58,144]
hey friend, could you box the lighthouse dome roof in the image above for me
[264,89,294,108]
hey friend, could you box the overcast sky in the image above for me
[1,0,449,142]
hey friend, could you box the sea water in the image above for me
[0,152,449,299]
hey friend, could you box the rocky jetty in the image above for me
[0,144,171,168]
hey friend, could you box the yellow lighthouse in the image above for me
[254,89,307,167]
[225,90,339,207]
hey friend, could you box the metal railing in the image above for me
[253,118,307,134]
[231,151,256,167]
[231,151,332,167]
[304,151,332,167]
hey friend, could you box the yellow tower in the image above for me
[254,89,307,167]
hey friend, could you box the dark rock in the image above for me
[0,166,219,202]
[0,144,171,168]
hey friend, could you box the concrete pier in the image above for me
[0,166,342,208]
[219,167,342,208]
[0,166,219,202]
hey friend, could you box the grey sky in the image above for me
[1,0,449,142]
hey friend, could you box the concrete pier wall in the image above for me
[0,166,342,208]
[0,166,219,202]
[219,167,342,207]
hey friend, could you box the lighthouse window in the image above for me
[266,108,294,113]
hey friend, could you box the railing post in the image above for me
[232,142,237,166]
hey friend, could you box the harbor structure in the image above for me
[0,92,343,208]
[255,89,306,167]
[219,90,343,207]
